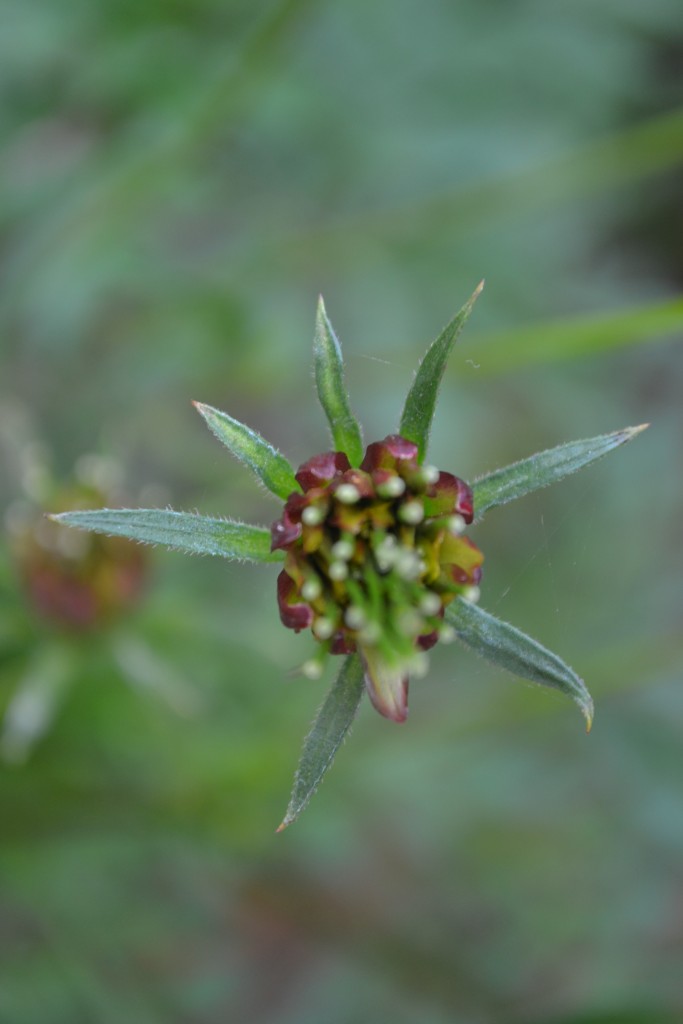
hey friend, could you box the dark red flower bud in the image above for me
[277,571,314,631]
[331,632,357,655]
[440,534,484,585]
[416,630,439,651]
[295,451,351,492]
[335,468,374,499]
[361,435,419,473]
[424,471,474,523]
[270,493,307,551]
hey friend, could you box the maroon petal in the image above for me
[270,493,309,551]
[361,435,418,473]
[454,477,474,523]
[277,570,314,631]
[336,468,375,499]
[445,536,484,586]
[424,471,474,522]
[416,630,439,651]
[295,451,351,492]
[330,632,357,655]
[271,517,302,551]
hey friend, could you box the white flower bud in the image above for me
[439,624,456,644]
[395,549,422,580]
[302,659,324,680]
[301,577,322,601]
[331,538,355,561]
[313,617,335,640]
[419,591,442,617]
[377,476,406,499]
[448,514,466,535]
[302,505,325,526]
[328,561,348,581]
[335,484,361,505]
[398,610,424,636]
[410,652,430,678]
[344,606,367,630]
[359,622,381,644]
[398,500,424,525]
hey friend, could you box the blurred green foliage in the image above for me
[1,0,682,1020]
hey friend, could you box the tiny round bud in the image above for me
[302,659,324,680]
[439,623,456,644]
[398,610,425,636]
[302,505,325,526]
[331,538,355,561]
[398,500,424,525]
[328,560,349,581]
[395,550,422,580]
[410,652,430,678]
[419,591,442,617]
[344,606,367,630]
[335,483,361,505]
[313,616,335,640]
[448,514,466,535]
[422,465,440,484]
[461,585,480,604]
[377,476,406,499]
[301,577,322,601]
[359,622,381,644]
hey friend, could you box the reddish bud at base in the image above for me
[360,646,409,723]
[277,571,314,631]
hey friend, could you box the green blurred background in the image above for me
[2,1,683,1021]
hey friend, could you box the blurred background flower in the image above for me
[1,409,198,763]
[1,0,682,1021]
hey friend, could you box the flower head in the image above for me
[272,435,482,721]
[51,285,647,827]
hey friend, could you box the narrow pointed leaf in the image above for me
[446,598,593,728]
[50,509,283,562]
[193,402,299,500]
[277,653,364,831]
[400,281,484,462]
[314,297,364,466]
[472,424,648,521]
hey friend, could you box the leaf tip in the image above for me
[315,295,330,333]
[625,422,650,439]
[582,694,594,733]
[456,279,485,322]
[275,816,292,833]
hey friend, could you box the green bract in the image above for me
[53,286,647,829]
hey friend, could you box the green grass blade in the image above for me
[399,282,484,462]
[473,296,683,373]
[472,424,648,521]
[277,653,365,831]
[446,598,593,729]
[194,402,299,500]
[314,297,364,465]
[50,509,282,563]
